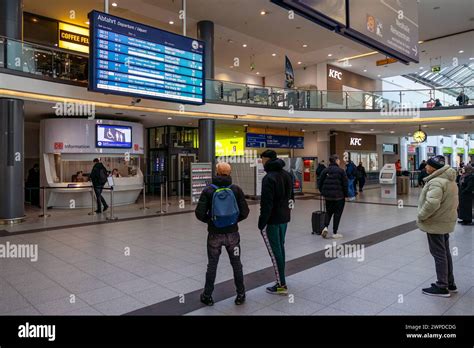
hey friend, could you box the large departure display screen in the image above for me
[88,11,205,104]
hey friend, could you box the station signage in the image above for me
[58,22,89,53]
[88,11,205,104]
[328,68,342,80]
[376,57,398,66]
[349,137,362,146]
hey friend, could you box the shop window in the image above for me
[24,13,58,47]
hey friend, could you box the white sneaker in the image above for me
[321,227,328,239]
[332,233,343,239]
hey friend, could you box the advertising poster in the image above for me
[285,56,295,89]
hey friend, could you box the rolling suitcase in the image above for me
[311,197,326,235]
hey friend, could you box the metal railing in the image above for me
[1,35,473,111]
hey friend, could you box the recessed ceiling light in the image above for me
[440,127,445,130]
[85,21,90,25]
[227,39,234,44]
[302,44,308,48]
[32,18,38,22]
[272,53,276,57]
[419,67,424,69]
[301,129,306,132]
[234,130,239,133]
[328,53,333,57]
[242,44,247,47]
[256,72,260,75]
[297,61,302,64]
[390,131,395,134]
[422,125,428,128]
[260,10,268,15]
[167,117,172,120]
[112,2,118,7]
[370,128,375,131]
[458,50,464,53]
[169,21,174,25]
[243,124,249,127]
[363,69,367,72]
[377,74,381,77]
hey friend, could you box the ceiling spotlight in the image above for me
[301,129,306,132]
[458,50,464,53]
[85,21,90,25]
[422,125,428,128]
[370,128,375,131]
[256,72,260,75]
[227,39,234,44]
[419,66,424,69]
[390,131,395,134]
[297,61,302,64]
[363,69,367,72]
[169,21,174,25]
[32,18,38,22]
[242,44,247,47]
[272,53,276,57]
[440,127,445,130]
[377,74,381,77]
[167,117,172,120]
[112,2,118,7]
[260,10,268,15]
[302,44,308,48]
[243,124,249,127]
[328,53,333,57]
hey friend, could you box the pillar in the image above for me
[0,98,25,223]
[198,119,215,169]
[0,0,23,39]
[196,20,214,79]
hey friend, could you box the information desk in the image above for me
[46,176,143,209]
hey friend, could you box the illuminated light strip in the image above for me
[0,89,468,124]
[338,41,423,62]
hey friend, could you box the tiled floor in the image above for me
[1,188,472,316]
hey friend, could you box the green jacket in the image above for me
[417,165,458,234]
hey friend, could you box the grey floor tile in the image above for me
[377,306,417,316]
[391,292,457,315]
[4,306,41,316]
[353,286,400,307]
[0,292,31,314]
[60,277,108,293]
[22,286,71,306]
[112,278,157,295]
[34,297,89,315]
[62,306,103,316]
[312,306,352,315]
[213,297,267,315]
[78,286,125,306]
[146,271,187,284]
[93,295,146,315]
[99,271,141,286]
[316,277,364,295]
[251,307,287,316]
[370,278,419,295]
[129,285,177,305]
[185,306,226,316]
[269,296,325,315]
[162,278,203,294]
[329,296,387,315]
[297,285,347,306]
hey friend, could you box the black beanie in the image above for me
[261,150,277,160]
[427,155,445,170]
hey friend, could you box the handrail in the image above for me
[1,35,473,110]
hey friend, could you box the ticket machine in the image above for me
[379,164,397,199]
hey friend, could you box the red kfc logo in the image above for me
[134,144,139,151]
[54,142,64,150]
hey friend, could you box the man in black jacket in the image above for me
[318,154,348,239]
[195,162,249,306]
[316,160,326,189]
[89,158,108,213]
[258,150,294,296]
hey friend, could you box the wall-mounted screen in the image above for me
[88,11,205,104]
[96,124,132,148]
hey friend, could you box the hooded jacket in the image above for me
[417,165,458,234]
[318,163,349,201]
[258,158,294,230]
[195,175,249,234]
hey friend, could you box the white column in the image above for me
[400,137,408,169]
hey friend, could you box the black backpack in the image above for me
[98,166,108,186]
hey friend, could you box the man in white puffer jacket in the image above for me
[417,155,458,297]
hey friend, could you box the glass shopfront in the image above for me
[348,151,379,172]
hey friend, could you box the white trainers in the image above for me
[321,227,328,239]
[332,233,343,239]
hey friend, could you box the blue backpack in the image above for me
[210,184,240,228]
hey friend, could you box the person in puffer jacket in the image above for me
[417,155,459,298]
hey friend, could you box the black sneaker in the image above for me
[431,283,458,293]
[103,205,109,212]
[200,293,214,306]
[422,284,450,297]
[265,283,288,295]
[235,293,246,305]
[95,209,102,213]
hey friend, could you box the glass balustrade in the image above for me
[1,36,473,112]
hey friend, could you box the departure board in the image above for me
[88,11,205,104]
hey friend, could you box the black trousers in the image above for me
[204,231,245,297]
[324,199,345,233]
[93,185,108,211]
[427,233,455,289]
[358,177,366,192]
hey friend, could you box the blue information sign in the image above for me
[289,136,304,149]
[265,134,290,149]
[246,133,267,148]
[88,11,205,104]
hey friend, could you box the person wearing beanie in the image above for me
[458,164,474,225]
[417,155,459,297]
[258,149,294,296]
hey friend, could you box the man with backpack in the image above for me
[195,162,249,306]
[89,158,109,213]
[258,150,294,296]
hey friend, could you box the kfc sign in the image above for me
[328,69,342,80]
[350,137,362,146]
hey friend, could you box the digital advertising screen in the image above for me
[88,11,205,104]
[96,124,132,148]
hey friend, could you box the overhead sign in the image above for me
[328,68,342,80]
[58,22,89,53]
[246,133,304,149]
[349,137,362,146]
[346,0,419,64]
[88,11,205,105]
[246,133,267,148]
[376,57,398,66]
